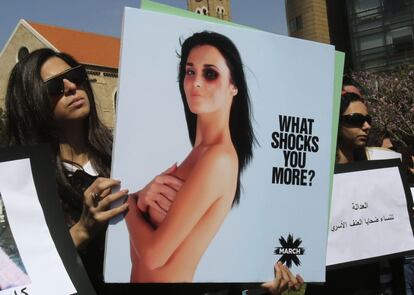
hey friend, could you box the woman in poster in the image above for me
[125,31,255,282]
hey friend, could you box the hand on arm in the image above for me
[261,262,304,294]
[134,164,183,227]
[70,177,129,249]
[125,147,237,270]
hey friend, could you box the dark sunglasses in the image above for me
[340,113,372,127]
[44,65,88,96]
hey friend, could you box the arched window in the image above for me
[113,89,118,112]
[216,6,225,19]
[195,6,208,15]
[17,47,29,62]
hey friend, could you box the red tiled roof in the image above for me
[29,21,120,69]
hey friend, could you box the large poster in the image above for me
[105,7,337,283]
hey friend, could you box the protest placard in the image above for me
[105,7,338,283]
[0,145,95,295]
[327,159,414,268]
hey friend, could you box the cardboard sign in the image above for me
[0,145,95,295]
[105,7,338,283]
[327,159,414,268]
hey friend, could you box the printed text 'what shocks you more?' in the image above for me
[271,115,319,186]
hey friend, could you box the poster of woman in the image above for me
[105,7,337,283]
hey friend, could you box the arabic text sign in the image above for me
[327,160,414,267]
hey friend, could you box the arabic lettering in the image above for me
[352,202,368,210]
[330,213,395,232]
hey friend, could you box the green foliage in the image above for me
[351,65,414,148]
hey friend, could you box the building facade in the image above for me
[344,0,414,71]
[287,0,414,71]
[0,20,119,128]
[187,0,231,20]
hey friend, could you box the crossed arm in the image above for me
[125,147,237,270]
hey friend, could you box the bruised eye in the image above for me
[203,68,218,81]
[185,69,195,76]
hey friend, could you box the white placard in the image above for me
[327,165,414,266]
[0,159,76,294]
[105,7,337,283]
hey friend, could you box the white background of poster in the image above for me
[105,8,336,282]
[0,159,75,295]
[327,166,414,266]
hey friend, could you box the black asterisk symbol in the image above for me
[274,233,305,268]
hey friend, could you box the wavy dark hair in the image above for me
[337,92,368,162]
[178,31,255,206]
[5,48,112,221]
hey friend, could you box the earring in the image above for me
[232,86,238,96]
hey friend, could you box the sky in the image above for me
[0,0,287,50]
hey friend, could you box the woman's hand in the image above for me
[70,177,129,248]
[261,262,304,294]
[134,164,183,227]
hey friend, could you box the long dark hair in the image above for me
[337,92,368,162]
[178,31,255,206]
[5,48,112,221]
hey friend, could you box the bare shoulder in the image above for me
[199,144,238,172]
[181,143,238,200]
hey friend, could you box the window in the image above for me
[383,0,406,15]
[113,90,118,111]
[195,6,208,15]
[288,16,303,33]
[216,6,225,19]
[358,33,384,50]
[17,47,29,62]
[352,0,380,13]
[391,26,413,52]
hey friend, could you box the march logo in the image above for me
[274,233,305,268]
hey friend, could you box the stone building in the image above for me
[187,0,231,20]
[0,20,120,128]
[285,0,331,44]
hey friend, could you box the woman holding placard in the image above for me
[5,48,183,292]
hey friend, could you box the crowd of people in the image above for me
[0,41,413,294]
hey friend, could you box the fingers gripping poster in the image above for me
[105,7,337,283]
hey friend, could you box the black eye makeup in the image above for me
[203,68,219,81]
